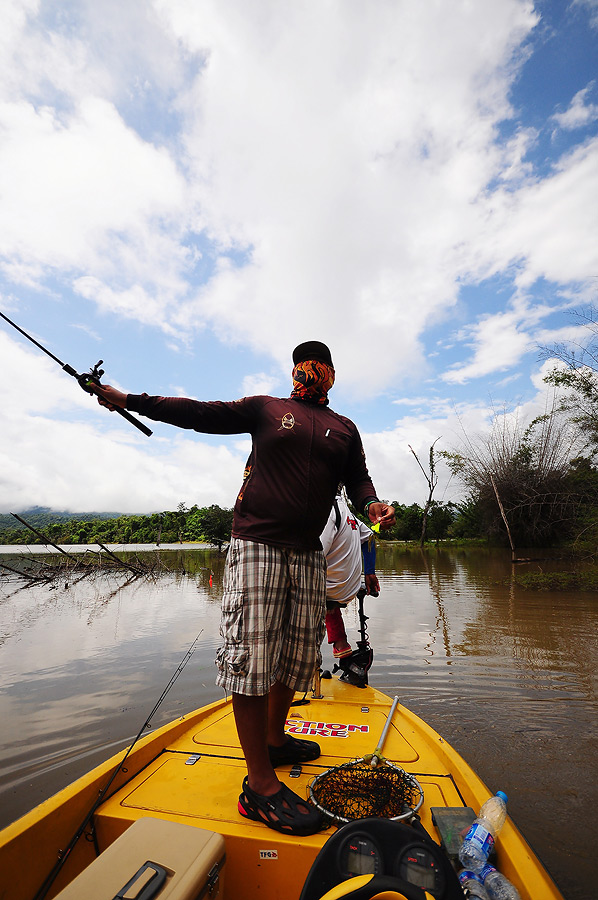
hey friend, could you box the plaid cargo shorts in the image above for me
[215,537,327,696]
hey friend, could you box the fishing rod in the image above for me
[33,628,203,900]
[0,310,152,437]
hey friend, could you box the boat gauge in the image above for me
[394,841,446,897]
[337,833,383,878]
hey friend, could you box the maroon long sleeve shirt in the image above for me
[126,393,378,551]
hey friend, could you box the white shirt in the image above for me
[320,495,374,604]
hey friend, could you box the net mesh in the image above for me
[310,759,422,823]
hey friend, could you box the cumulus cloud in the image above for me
[129,0,548,392]
[440,293,559,384]
[2,1,596,396]
[1,1,597,513]
[443,312,531,384]
[0,97,188,286]
[552,83,598,131]
[241,372,281,397]
[361,400,496,505]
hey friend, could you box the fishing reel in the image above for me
[77,360,105,394]
[75,358,153,436]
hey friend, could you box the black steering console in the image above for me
[299,818,462,900]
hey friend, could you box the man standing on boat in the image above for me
[321,491,380,660]
[93,340,394,835]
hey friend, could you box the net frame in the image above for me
[309,756,424,825]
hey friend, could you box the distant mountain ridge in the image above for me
[0,507,125,530]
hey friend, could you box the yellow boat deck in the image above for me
[0,676,564,900]
[94,680,465,900]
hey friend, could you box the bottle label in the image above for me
[459,870,483,884]
[479,864,497,880]
[463,822,495,856]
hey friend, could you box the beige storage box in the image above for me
[54,817,225,900]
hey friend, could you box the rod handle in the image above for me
[115,406,153,436]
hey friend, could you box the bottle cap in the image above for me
[496,790,508,803]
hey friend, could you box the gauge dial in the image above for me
[338,834,382,878]
[395,842,446,896]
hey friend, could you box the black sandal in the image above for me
[268,736,321,768]
[238,777,323,835]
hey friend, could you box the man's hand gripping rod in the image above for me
[0,311,152,437]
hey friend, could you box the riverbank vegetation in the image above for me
[0,504,234,551]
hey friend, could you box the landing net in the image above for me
[309,759,424,824]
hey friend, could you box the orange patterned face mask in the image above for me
[291,359,335,405]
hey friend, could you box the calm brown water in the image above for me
[0,544,596,899]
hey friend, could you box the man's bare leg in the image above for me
[234,684,320,830]
[266,680,295,748]
[232,691,279,796]
[232,680,296,791]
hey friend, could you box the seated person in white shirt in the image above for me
[320,492,380,658]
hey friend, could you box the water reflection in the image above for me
[0,544,596,899]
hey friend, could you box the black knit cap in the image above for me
[292,340,334,367]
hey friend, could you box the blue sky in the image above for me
[0,0,597,513]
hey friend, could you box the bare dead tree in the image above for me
[441,397,584,547]
[408,439,440,547]
[541,302,598,448]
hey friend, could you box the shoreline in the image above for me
[0,542,213,555]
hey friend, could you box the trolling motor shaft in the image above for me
[0,311,152,436]
[335,584,375,688]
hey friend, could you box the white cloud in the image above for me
[574,0,598,28]
[441,293,598,386]
[74,277,184,335]
[241,372,280,397]
[150,0,542,393]
[551,83,598,131]
[0,413,245,514]
[440,292,554,384]
[0,97,187,284]
[3,0,596,400]
[0,330,90,416]
[1,1,597,515]
[443,311,531,384]
[362,402,496,505]
[470,138,598,290]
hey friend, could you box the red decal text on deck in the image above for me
[285,720,369,739]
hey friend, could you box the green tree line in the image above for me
[0,504,234,551]
[1,498,469,549]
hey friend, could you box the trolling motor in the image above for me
[334,583,375,688]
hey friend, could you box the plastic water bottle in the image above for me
[458,870,491,899]
[458,791,508,872]
[480,865,521,900]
